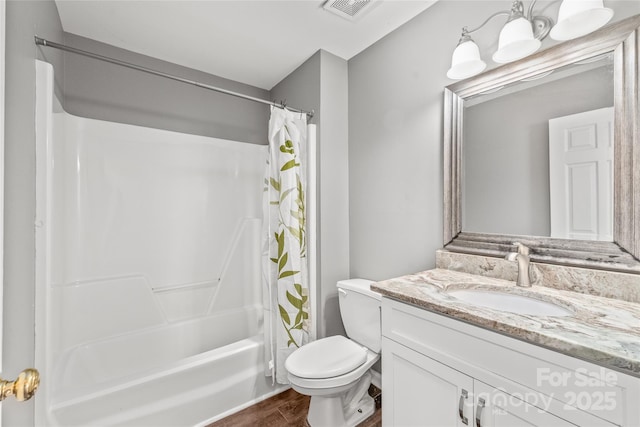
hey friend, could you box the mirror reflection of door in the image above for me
[462,54,614,240]
[548,107,614,241]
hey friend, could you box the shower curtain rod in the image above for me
[35,36,314,119]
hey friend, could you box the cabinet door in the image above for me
[383,338,474,427]
[474,381,577,427]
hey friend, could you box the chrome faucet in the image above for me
[505,242,532,287]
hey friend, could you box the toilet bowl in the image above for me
[284,279,381,427]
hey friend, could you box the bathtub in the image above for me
[42,287,285,427]
[35,60,284,426]
[51,333,285,427]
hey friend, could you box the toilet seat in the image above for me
[286,335,367,379]
[287,346,379,390]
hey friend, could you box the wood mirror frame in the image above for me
[443,14,640,273]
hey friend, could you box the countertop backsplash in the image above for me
[436,249,640,304]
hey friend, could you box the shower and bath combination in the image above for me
[34,37,317,426]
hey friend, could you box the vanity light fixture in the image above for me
[447,1,551,79]
[447,0,614,80]
[549,0,613,41]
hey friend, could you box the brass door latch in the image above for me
[0,369,40,402]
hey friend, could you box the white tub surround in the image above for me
[35,60,282,426]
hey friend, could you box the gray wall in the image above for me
[270,51,321,122]
[464,66,614,236]
[316,51,349,337]
[271,50,350,338]
[63,33,270,145]
[348,0,640,281]
[4,1,64,425]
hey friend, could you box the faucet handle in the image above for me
[512,242,530,256]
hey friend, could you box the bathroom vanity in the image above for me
[373,14,640,427]
[373,265,640,427]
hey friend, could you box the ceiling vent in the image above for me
[323,0,379,21]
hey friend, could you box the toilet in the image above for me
[284,279,381,427]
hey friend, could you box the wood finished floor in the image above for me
[207,388,382,427]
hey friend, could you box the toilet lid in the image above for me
[285,335,367,379]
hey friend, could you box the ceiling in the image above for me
[55,0,437,90]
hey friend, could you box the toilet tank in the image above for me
[337,279,382,353]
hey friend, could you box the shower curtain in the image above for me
[262,106,310,384]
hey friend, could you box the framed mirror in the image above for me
[443,14,640,273]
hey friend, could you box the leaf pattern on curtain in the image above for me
[262,107,309,384]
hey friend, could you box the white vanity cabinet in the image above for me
[383,338,577,426]
[382,297,639,427]
[383,337,474,426]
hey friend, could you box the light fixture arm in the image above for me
[457,0,552,43]
[526,0,553,40]
[526,0,539,21]
[462,10,511,36]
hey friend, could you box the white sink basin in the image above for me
[447,289,572,317]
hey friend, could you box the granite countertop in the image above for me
[372,268,640,378]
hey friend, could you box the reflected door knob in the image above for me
[0,368,40,401]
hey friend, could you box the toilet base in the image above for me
[346,393,375,426]
[306,373,375,427]
[307,393,375,427]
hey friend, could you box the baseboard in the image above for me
[370,368,381,389]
